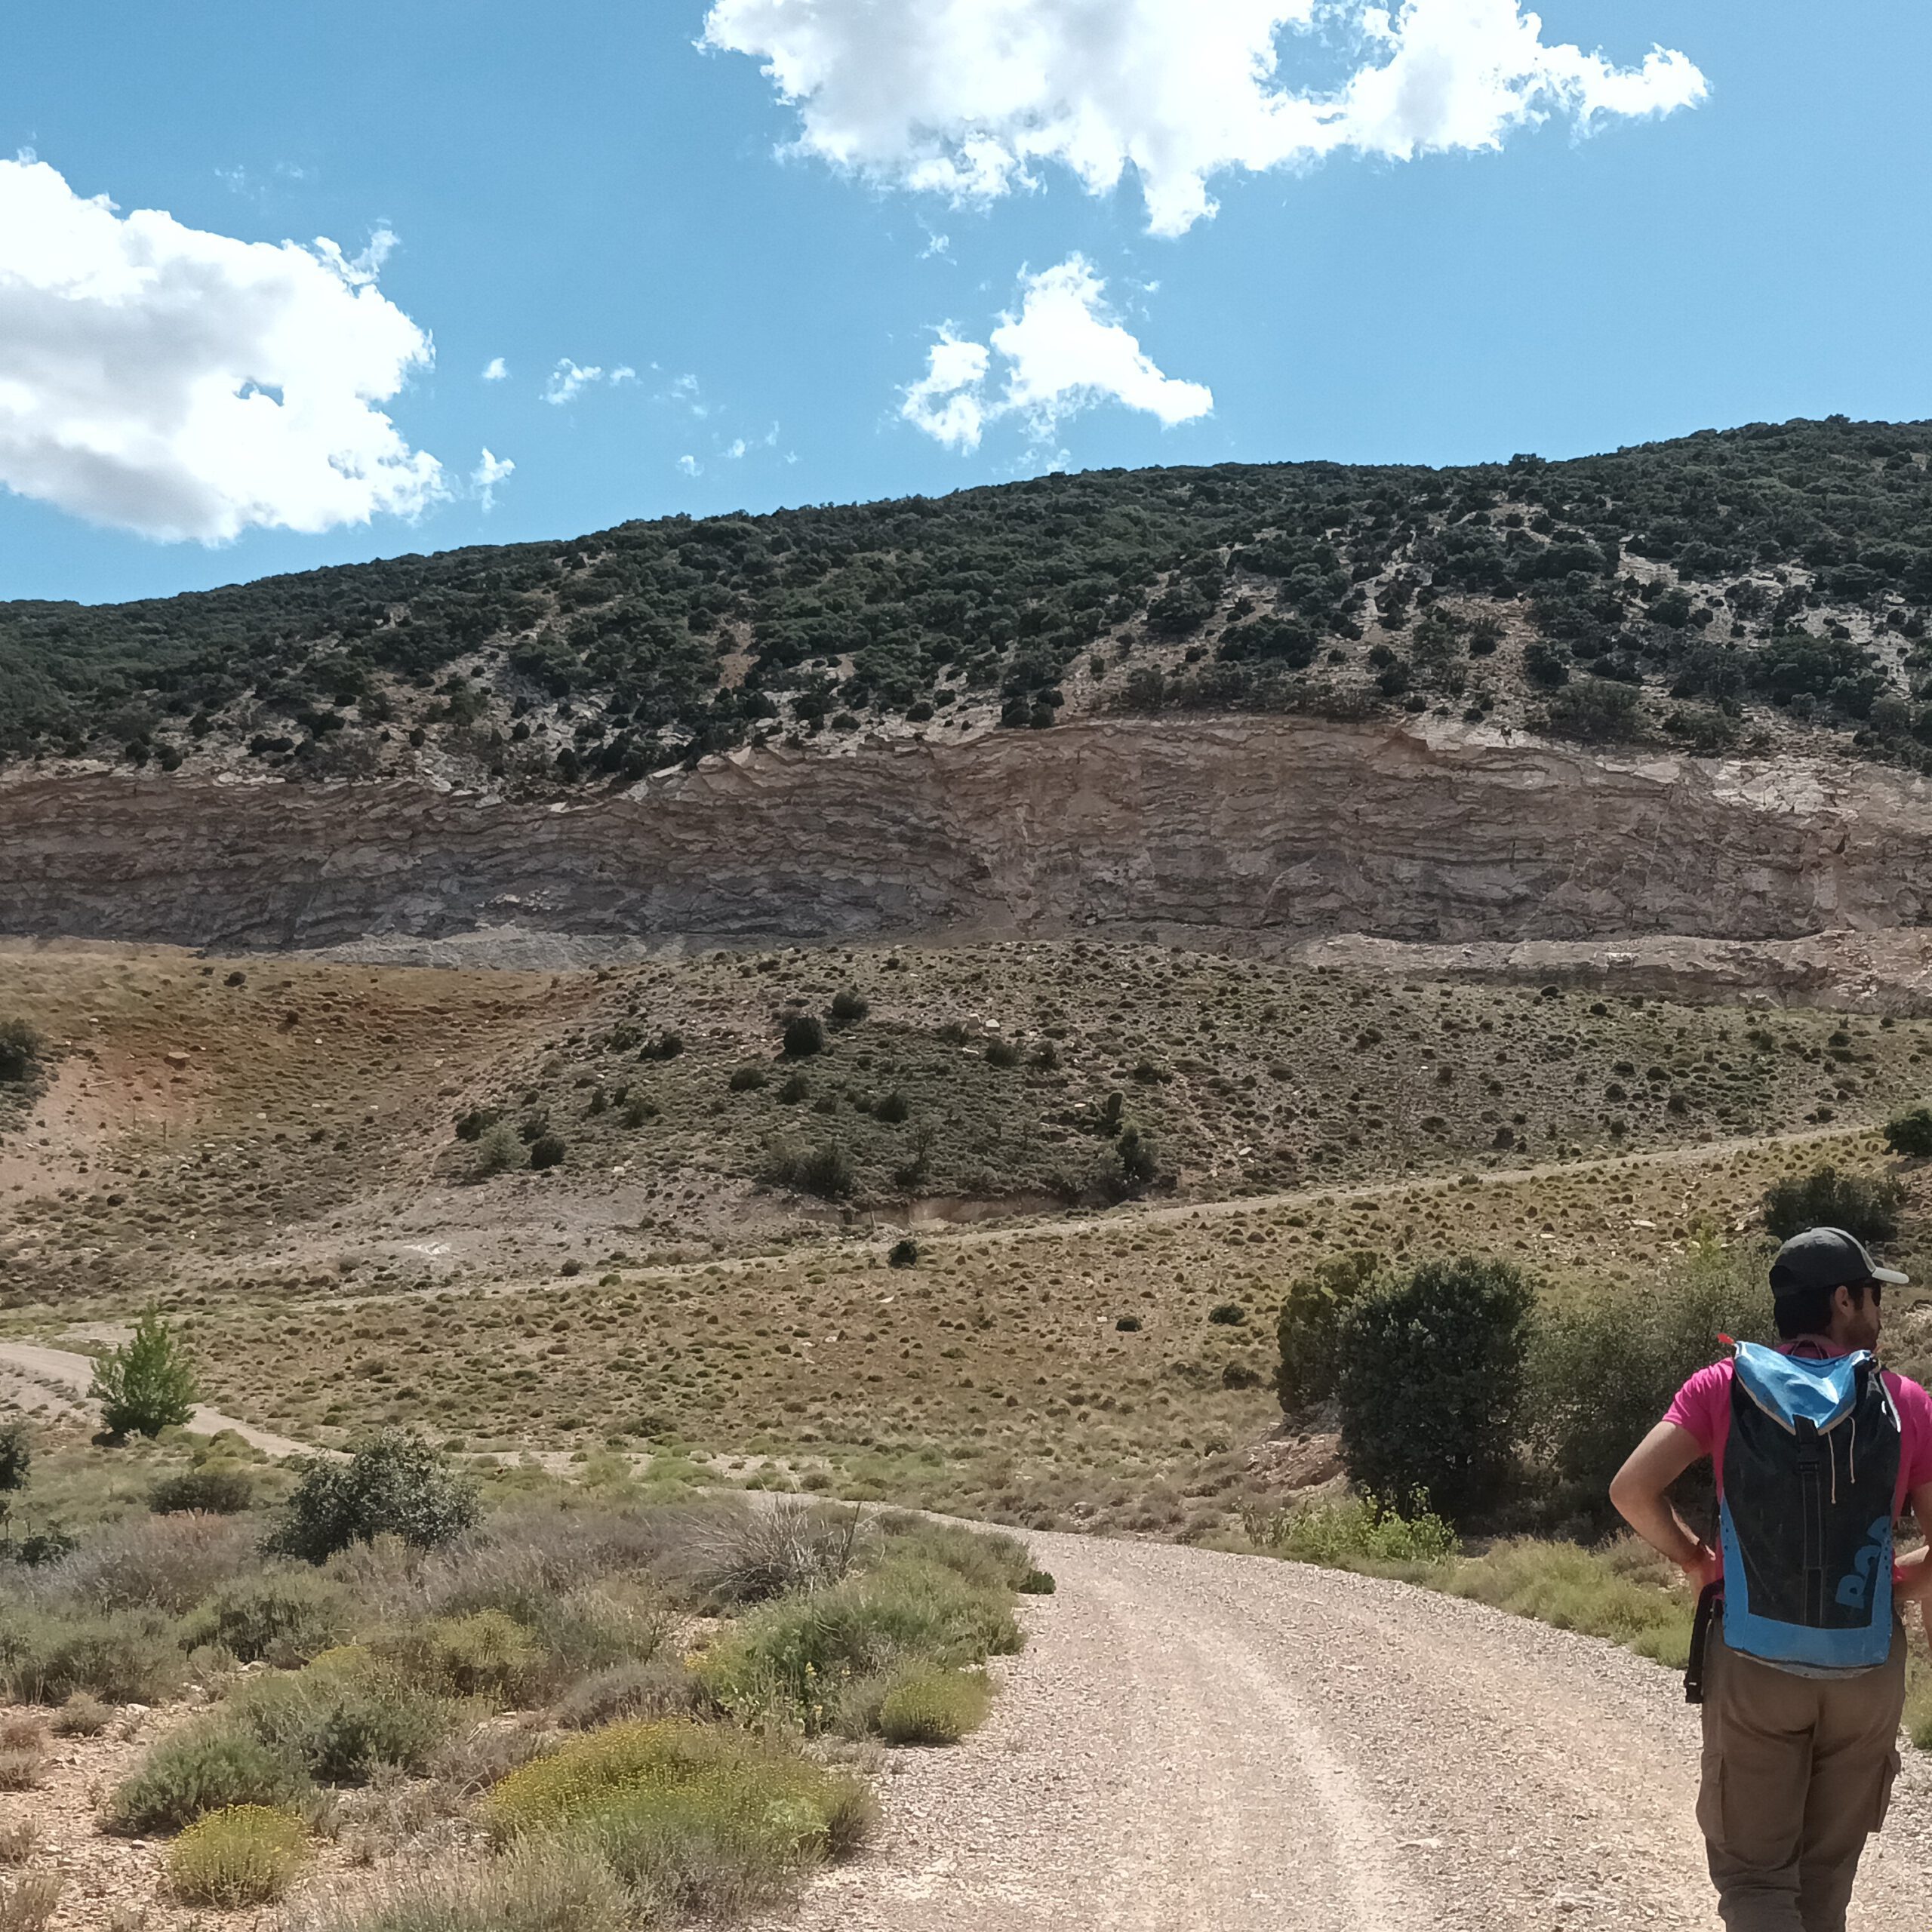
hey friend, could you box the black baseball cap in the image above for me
[1768,1226,1909,1300]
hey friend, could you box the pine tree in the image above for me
[90,1309,200,1438]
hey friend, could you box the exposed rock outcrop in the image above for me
[4,716,1930,952]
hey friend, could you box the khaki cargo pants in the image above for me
[1697,1622,1906,1932]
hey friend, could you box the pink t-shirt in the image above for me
[1665,1346,1932,1580]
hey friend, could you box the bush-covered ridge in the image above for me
[11,415,1932,783]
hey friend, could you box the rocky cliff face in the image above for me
[3,717,1929,952]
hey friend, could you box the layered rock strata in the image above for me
[2,717,1927,952]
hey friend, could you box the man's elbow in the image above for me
[1607,1464,1644,1525]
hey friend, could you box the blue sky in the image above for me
[2,0,1928,605]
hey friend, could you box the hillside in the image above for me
[9,417,1932,793]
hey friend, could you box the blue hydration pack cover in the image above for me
[1719,1342,1900,1674]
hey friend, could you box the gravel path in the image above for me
[0,1342,321,1458]
[767,1533,1932,1932]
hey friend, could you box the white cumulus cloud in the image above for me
[0,157,442,542]
[705,0,1707,235]
[481,356,508,381]
[471,448,515,511]
[903,256,1211,452]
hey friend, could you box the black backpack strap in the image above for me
[1684,1582,1724,1706]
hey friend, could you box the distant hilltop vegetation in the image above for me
[9,415,1932,792]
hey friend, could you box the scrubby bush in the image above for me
[0,1872,60,1932]
[0,1020,43,1085]
[226,1658,457,1784]
[482,1721,874,1917]
[109,1724,312,1833]
[763,1137,855,1200]
[167,1805,310,1906]
[1527,1239,1764,1531]
[1275,1251,1382,1417]
[1884,1106,1932,1158]
[697,1502,865,1607]
[375,1611,543,1701]
[1337,1257,1534,1522]
[552,1657,706,1732]
[267,1433,480,1564]
[1242,1494,1457,1569]
[0,1717,47,1792]
[1208,1303,1246,1327]
[90,1310,199,1439]
[473,1121,527,1177]
[149,1466,255,1515]
[0,1424,29,1499]
[697,1551,1021,1734]
[45,1512,256,1614]
[189,1569,351,1665]
[528,1134,568,1172]
[1761,1164,1904,1243]
[728,1065,768,1093]
[875,1665,992,1745]
[49,1693,111,1738]
[1540,677,1643,743]
[829,989,869,1026]
[888,1237,919,1269]
[0,1607,188,1706]
[781,1014,825,1058]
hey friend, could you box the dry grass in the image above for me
[0,1872,60,1932]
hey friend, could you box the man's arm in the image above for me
[1896,1482,1932,1604]
[1610,1421,1720,1589]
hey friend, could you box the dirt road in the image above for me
[770,1533,1932,1932]
[0,1342,320,1458]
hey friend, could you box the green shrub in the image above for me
[782,1015,825,1058]
[1527,1239,1764,1531]
[376,1611,543,1701]
[1275,1251,1382,1416]
[188,1568,347,1661]
[109,1724,312,1833]
[697,1554,1020,1733]
[1540,677,1642,743]
[167,1804,310,1906]
[267,1432,480,1563]
[288,1844,632,1932]
[149,1466,255,1515]
[483,1721,873,1917]
[728,1066,768,1093]
[829,989,869,1026]
[888,1238,919,1269]
[1337,1256,1534,1522]
[1242,1494,1457,1570]
[0,1020,43,1086]
[1884,1107,1932,1158]
[1208,1302,1246,1326]
[473,1122,528,1177]
[1762,1164,1904,1243]
[984,1039,1022,1069]
[875,1665,992,1746]
[0,1607,188,1706]
[0,1423,29,1497]
[90,1310,199,1439]
[1017,1569,1056,1595]
[529,1134,568,1171]
[188,1570,350,1665]
[227,1657,457,1784]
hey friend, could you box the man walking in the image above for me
[1611,1226,1932,1931]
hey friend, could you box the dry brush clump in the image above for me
[0,1457,1035,1930]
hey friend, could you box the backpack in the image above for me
[1719,1342,1900,1673]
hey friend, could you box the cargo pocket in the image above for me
[1875,1749,1901,1832]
